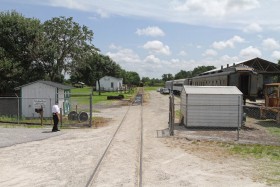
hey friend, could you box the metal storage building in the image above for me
[15,80,72,118]
[180,86,243,128]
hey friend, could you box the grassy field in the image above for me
[71,87,136,104]
[144,86,160,92]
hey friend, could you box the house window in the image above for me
[111,82,114,88]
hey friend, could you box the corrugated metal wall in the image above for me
[181,91,242,128]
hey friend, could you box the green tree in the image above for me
[162,74,174,82]
[174,70,192,79]
[125,71,141,86]
[192,66,216,77]
[0,10,44,93]
[141,77,150,86]
[42,16,95,82]
[72,53,124,95]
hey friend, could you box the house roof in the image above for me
[14,80,73,90]
[182,86,242,95]
[100,76,123,81]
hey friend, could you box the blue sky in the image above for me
[1,0,280,78]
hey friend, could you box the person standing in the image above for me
[52,102,60,132]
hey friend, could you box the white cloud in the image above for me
[262,38,280,50]
[144,55,160,64]
[96,8,110,18]
[203,49,217,57]
[219,55,239,64]
[178,50,187,56]
[49,0,90,11]
[136,26,165,37]
[272,51,280,60]
[30,0,280,30]
[212,35,245,50]
[243,23,262,33]
[106,45,141,64]
[174,0,259,17]
[239,46,262,58]
[143,40,171,55]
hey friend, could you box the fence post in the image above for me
[16,94,19,124]
[50,98,52,126]
[169,94,175,136]
[89,94,92,127]
[40,105,43,126]
[60,108,62,128]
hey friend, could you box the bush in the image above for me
[107,94,124,100]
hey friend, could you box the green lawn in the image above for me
[228,144,280,160]
[71,87,135,105]
[144,86,160,92]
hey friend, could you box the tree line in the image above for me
[142,66,216,86]
[0,10,217,94]
[0,10,140,94]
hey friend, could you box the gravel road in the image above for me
[0,91,271,187]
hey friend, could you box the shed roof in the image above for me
[182,86,242,95]
[15,80,73,90]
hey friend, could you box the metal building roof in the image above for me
[199,57,280,76]
[182,86,242,95]
[14,80,73,90]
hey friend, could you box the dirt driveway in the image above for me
[0,91,277,186]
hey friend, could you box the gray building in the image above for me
[180,86,243,128]
[15,80,72,118]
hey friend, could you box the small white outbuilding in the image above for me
[96,76,123,91]
[15,80,72,118]
[180,86,243,128]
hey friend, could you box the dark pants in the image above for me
[52,114,59,131]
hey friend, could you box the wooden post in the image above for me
[40,105,43,126]
[60,108,63,128]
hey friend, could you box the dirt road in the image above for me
[0,91,270,186]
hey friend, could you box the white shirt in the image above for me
[52,104,60,114]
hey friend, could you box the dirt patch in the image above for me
[174,119,280,146]
[92,117,111,128]
[163,136,280,185]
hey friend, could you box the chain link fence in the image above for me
[0,94,93,128]
[168,95,280,145]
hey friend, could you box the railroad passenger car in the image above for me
[191,65,262,101]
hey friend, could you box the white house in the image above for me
[96,76,123,91]
[15,80,72,118]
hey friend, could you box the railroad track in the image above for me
[86,87,144,187]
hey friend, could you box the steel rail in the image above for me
[86,88,144,187]
[138,90,144,187]
[85,104,131,187]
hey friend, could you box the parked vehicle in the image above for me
[161,88,170,94]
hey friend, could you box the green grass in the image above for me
[71,87,92,94]
[228,144,280,160]
[70,87,136,105]
[144,86,160,92]
[267,127,280,137]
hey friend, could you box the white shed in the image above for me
[180,86,243,128]
[96,76,123,91]
[15,80,72,118]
